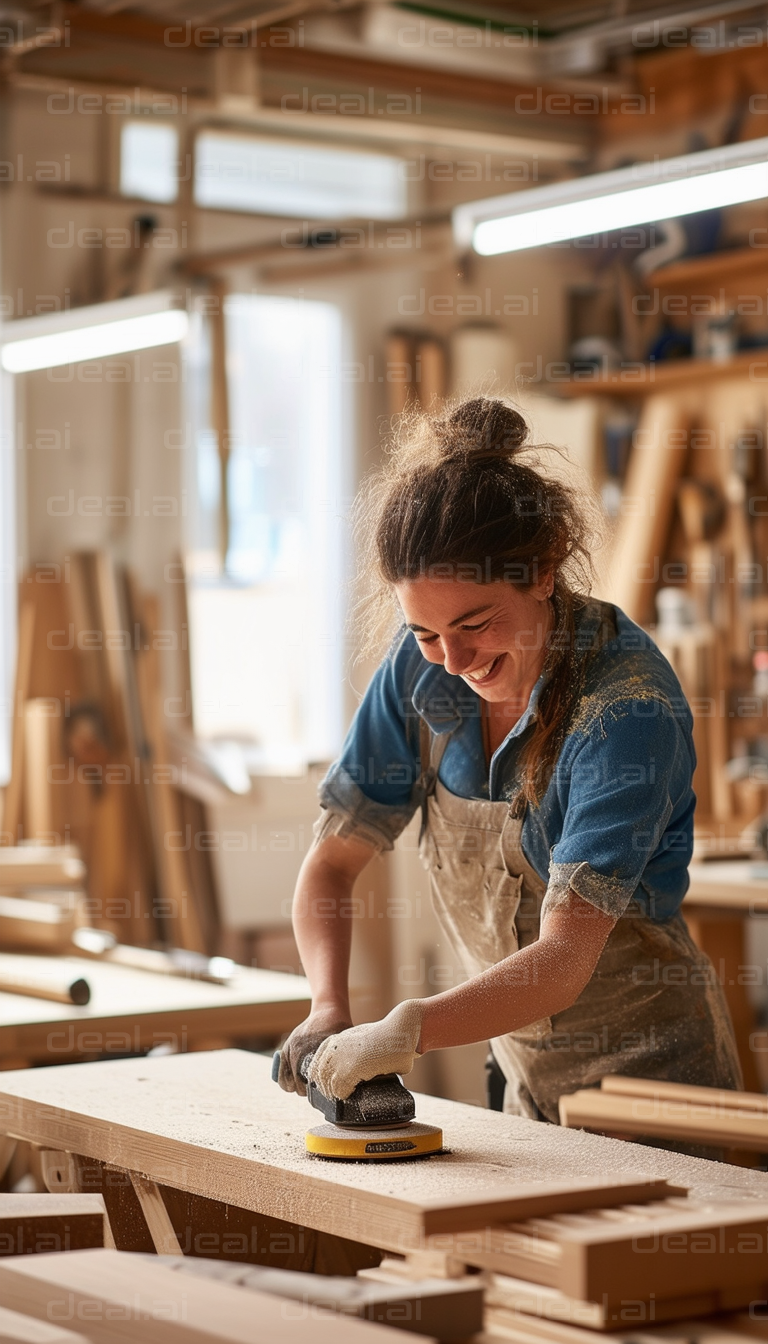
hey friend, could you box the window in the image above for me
[194,132,407,219]
[186,295,345,771]
[120,122,179,203]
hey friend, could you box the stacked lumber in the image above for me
[0,1249,420,1344]
[1,554,225,954]
[0,1194,110,1256]
[559,1075,768,1152]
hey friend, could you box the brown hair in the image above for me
[356,396,599,804]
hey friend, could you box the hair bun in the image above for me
[442,398,528,460]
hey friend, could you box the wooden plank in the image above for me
[484,1273,764,1332]
[22,702,65,844]
[386,332,415,418]
[644,246,768,295]
[686,861,768,912]
[559,1088,768,1151]
[0,1193,107,1256]
[600,394,690,625]
[2,605,36,848]
[416,338,446,411]
[0,1306,88,1344]
[482,1308,757,1344]
[0,1050,759,1257]
[460,1200,768,1306]
[163,1258,483,1341]
[554,352,763,398]
[132,591,206,952]
[600,1076,768,1114]
[0,1249,412,1344]
[209,279,231,567]
[0,848,85,890]
[0,897,75,954]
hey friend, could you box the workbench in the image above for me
[0,957,310,1068]
[0,1049,763,1272]
[685,861,768,1092]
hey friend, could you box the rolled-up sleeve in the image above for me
[315,635,425,851]
[543,696,695,921]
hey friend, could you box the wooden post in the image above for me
[2,604,35,845]
[209,279,231,569]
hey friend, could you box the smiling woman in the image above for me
[277,396,742,1147]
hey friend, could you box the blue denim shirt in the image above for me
[317,601,696,922]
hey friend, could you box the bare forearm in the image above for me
[291,835,375,1016]
[293,865,353,1014]
[419,899,615,1053]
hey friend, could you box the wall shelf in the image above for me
[553,348,768,397]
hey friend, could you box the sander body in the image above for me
[271,1050,443,1161]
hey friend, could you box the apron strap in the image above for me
[418,717,449,797]
[419,716,528,821]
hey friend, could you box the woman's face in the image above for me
[395,575,553,702]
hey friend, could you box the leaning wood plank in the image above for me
[2,605,36,847]
[0,1193,107,1256]
[0,1051,760,1259]
[0,1307,88,1344]
[601,394,690,625]
[559,1088,768,1150]
[0,1250,411,1344]
[601,1075,768,1113]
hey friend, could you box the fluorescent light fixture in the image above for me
[120,121,179,203]
[0,291,188,372]
[454,137,768,256]
[194,131,407,219]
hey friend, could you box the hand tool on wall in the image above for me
[271,1049,443,1161]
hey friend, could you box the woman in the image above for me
[277,397,741,1126]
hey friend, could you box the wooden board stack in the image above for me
[559,1075,768,1152]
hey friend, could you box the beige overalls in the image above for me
[418,724,743,1123]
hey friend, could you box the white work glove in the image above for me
[307,999,424,1101]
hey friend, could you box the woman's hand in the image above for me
[277,1006,354,1095]
[307,999,424,1101]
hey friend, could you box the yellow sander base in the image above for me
[306,1121,444,1161]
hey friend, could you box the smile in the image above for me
[462,655,504,686]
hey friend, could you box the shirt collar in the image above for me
[412,658,547,739]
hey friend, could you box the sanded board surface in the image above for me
[0,1250,414,1344]
[558,1088,768,1150]
[0,1193,107,1255]
[0,959,309,1059]
[0,1307,88,1344]
[0,1051,764,1256]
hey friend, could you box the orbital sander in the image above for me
[271,1050,444,1161]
